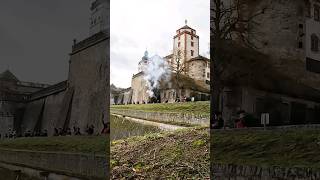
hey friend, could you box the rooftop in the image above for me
[71,31,108,54]
[188,55,210,62]
[0,70,19,82]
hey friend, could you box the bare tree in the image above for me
[171,49,187,101]
[210,0,268,115]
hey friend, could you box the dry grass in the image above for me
[111,127,210,179]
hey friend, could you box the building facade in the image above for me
[217,0,320,126]
[165,21,210,82]
[129,22,210,104]
[89,0,108,36]
[0,0,109,137]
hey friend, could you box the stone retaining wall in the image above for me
[213,124,320,132]
[0,148,107,179]
[110,109,209,126]
[212,163,320,180]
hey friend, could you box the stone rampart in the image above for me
[212,163,320,180]
[110,109,209,126]
[0,148,107,179]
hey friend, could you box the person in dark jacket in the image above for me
[212,111,224,129]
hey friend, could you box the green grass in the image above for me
[110,115,161,140]
[0,136,108,154]
[212,129,320,168]
[111,101,210,116]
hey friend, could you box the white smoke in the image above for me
[144,55,171,97]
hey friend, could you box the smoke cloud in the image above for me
[144,55,171,97]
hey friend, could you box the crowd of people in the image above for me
[212,110,258,129]
[0,120,110,140]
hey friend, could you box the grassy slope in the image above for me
[111,101,210,117]
[111,128,320,179]
[0,136,108,154]
[212,129,320,168]
[111,127,210,179]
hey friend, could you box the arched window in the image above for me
[311,34,319,52]
[305,0,311,17]
[314,4,320,21]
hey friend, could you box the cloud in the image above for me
[110,0,210,88]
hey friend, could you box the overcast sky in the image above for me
[0,1,91,85]
[111,0,210,88]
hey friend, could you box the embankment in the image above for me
[111,109,209,126]
[212,163,320,179]
[212,129,320,179]
[111,127,210,179]
[111,114,187,131]
[0,148,107,180]
[0,136,108,179]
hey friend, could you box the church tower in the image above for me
[173,20,200,67]
[138,50,149,72]
[89,0,108,36]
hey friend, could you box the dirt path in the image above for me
[111,113,188,131]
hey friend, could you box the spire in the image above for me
[185,19,188,25]
[141,49,149,60]
[144,49,148,58]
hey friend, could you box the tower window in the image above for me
[306,1,311,17]
[178,36,180,40]
[207,72,210,78]
[191,50,194,56]
[191,42,194,47]
[299,24,303,28]
[178,42,181,47]
[315,4,320,21]
[311,34,319,52]
[191,36,193,40]
[298,41,303,48]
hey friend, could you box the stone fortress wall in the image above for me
[20,32,108,136]
[0,0,109,137]
[212,163,320,180]
[68,31,108,135]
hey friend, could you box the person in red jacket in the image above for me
[235,110,247,128]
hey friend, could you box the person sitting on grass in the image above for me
[66,128,72,136]
[73,127,81,136]
[42,130,48,137]
[53,128,59,136]
[235,110,247,128]
[86,125,94,135]
[212,111,224,129]
[101,120,109,135]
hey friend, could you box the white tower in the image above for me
[173,20,200,66]
[89,0,108,36]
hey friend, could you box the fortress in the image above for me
[112,22,210,105]
[216,0,320,126]
[0,0,109,137]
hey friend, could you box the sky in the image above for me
[0,1,91,85]
[110,0,210,88]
